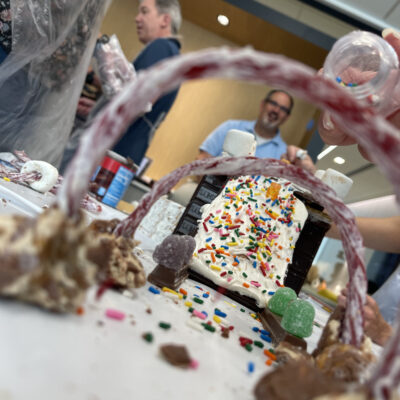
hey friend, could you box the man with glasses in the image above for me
[198,90,296,161]
[171,90,314,205]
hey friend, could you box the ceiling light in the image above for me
[317,145,337,160]
[217,14,229,26]
[333,156,345,165]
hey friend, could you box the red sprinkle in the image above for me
[203,222,209,232]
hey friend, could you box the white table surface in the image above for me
[0,180,334,400]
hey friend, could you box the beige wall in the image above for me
[101,0,319,180]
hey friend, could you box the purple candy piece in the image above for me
[152,234,196,270]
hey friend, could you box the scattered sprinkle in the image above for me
[193,310,207,320]
[214,309,227,318]
[142,332,154,343]
[248,361,255,373]
[260,334,272,343]
[105,309,125,321]
[149,286,160,294]
[159,322,172,330]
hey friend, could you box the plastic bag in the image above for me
[0,0,111,167]
[94,34,136,98]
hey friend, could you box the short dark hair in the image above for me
[264,89,294,114]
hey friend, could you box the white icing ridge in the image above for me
[189,176,308,308]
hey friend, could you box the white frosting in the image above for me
[222,129,256,157]
[190,176,308,308]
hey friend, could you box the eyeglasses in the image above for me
[265,99,291,115]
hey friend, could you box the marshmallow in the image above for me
[222,129,256,157]
[316,168,353,200]
[21,160,59,193]
[314,170,325,180]
[295,149,308,160]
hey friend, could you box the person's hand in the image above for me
[76,96,96,118]
[338,288,392,346]
[318,28,400,161]
[281,145,316,174]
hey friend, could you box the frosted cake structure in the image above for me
[189,175,308,308]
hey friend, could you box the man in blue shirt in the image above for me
[60,0,181,171]
[113,0,181,165]
[199,90,292,160]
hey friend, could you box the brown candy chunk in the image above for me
[315,343,375,384]
[275,341,313,365]
[159,344,192,368]
[254,361,347,400]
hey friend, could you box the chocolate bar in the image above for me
[173,174,228,236]
[284,191,331,293]
[258,307,307,350]
[148,264,189,290]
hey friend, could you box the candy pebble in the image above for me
[281,299,315,338]
[267,287,297,316]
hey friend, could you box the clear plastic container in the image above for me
[323,31,400,115]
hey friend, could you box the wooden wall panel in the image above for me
[101,0,325,180]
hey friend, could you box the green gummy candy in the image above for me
[267,287,297,316]
[281,299,315,338]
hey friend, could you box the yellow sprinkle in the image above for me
[258,243,265,248]
[240,240,244,244]
[266,250,272,256]
[290,245,295,249]
[257,253,262,261]
[213,315,222,324]
[269,273,274,279]
[185,301,193,307]
[162,287,183,299]
[211,265,221,271]
[3,177,10,182]
[227,242,238,246]
[255,192,261,196]
[255,211,261,215]
[224,301,237,308]
[250,313,257,319]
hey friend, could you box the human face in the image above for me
[258,92,291,131]
[136,0,166,44]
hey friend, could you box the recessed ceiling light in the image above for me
[333,156,345,165]
[317,145,337,160]
[217,14,229,26]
